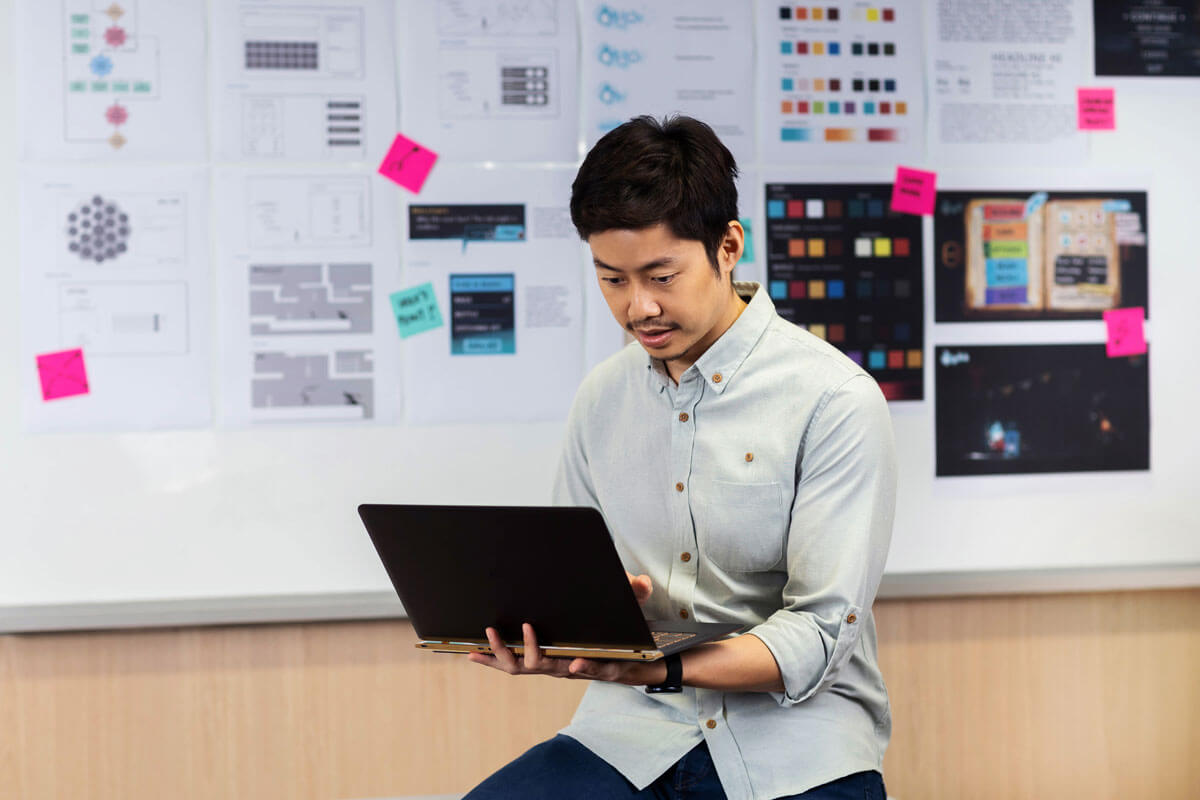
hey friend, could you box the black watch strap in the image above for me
[645,653,683,694]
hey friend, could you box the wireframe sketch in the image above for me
[63,0,162,149]
[252,349,374,421]
[239,4,365,79]
[249,262,372,335]
[246,175,371,249]
[56,189,187,270]
[65,194,131,263]
[59,281,188,355]
[437,0,559,36]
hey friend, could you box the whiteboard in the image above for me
[3,0,1198,633]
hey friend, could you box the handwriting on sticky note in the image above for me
[378,134,438,193]
[1077,88,1115,130]
[738,217,754,263]
[1104,307,1146,357]
[36,348,90,401]
[890,166,937,215]
[390,283,444,339]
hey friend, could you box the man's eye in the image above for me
[651,274,676,284]
[601,277,625,286]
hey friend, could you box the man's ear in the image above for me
[719,220,745,277]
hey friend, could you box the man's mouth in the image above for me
[632,327,675,348]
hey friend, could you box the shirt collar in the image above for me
[644,281,774,395]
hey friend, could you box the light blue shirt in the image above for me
[553,283,897,799]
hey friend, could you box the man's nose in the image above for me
[628,284,661,321]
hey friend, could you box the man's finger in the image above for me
[632,574,653,604]
[486,627,518,672]
[522,623,541,670]
[467,651,500,669]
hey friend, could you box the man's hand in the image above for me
[626,571,652,605]
[466,623,665,686]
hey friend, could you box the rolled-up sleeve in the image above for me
[747,373,897,707]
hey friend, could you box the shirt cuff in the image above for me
[749,604,863,707]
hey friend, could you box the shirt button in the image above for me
[712,373,723,383]
[706,719,717,729]
[679,609,689,619]
[675,482,684,492]
[745,452,754,462]
[680,552,692,563]
[678,412,689,422]
[846,614,858,624]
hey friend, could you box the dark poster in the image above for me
[935,344,1150,476]
[934,190,1149,323]
[765,183,924,401]
[1094,1,1200,76]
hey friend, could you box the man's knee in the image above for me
[464,734,635,799]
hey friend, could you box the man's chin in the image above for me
[639,343,690,363]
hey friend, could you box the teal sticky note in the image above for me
[739,217,755,263]
[390,283,443,338]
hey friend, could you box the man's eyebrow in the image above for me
[593,256,676,272]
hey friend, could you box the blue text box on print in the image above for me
[449,274,516,355]
[390,282,443,338]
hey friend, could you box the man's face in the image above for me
[589,223,742,375]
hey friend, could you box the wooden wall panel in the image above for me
[1,589,1196,800]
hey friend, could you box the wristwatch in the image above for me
[645,653,683,693]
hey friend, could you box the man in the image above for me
[465,116,897,799]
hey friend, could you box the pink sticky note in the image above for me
[36,348,90,401]
[378,133,438,193]
[890,166,937,215]
[1077,88,1115,130]
[1104,307,1146,357]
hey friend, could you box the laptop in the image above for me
[358,504,744,661]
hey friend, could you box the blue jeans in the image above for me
[464,734,887,799]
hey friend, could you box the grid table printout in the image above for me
[766,183,924,401]
[758,1,923,163]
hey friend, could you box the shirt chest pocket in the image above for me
[694,479,788,572]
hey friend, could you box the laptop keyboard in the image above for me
[652,631,697,648]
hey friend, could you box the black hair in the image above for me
[570,115,739,271]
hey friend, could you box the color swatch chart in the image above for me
[758,1,923,162]
[765,183,924,401]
